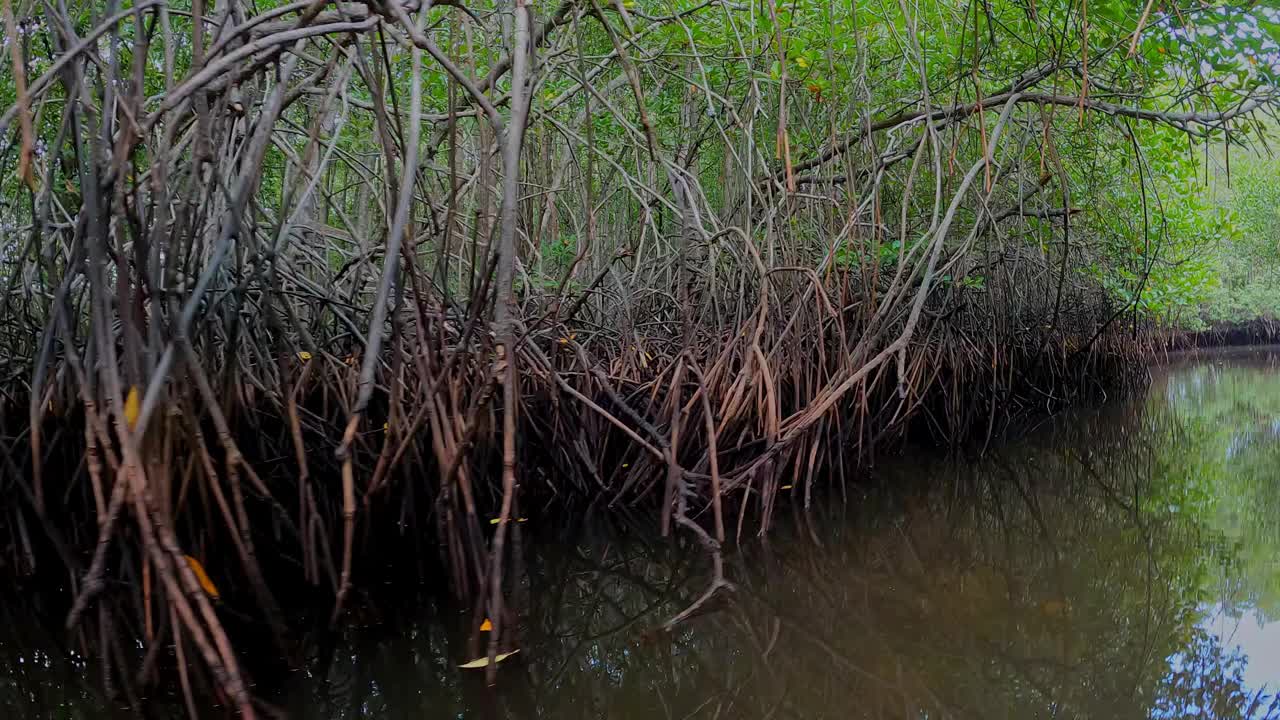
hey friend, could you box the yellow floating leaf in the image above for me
[183,555,220,600]
[298,351,312,361]
[458,649,519,669]
[490,518,502,525]
[123,386,140,430]
[517,518,528,523]
[480,618,493,632]
[780,485,793,490]
[1039,599,1069,618]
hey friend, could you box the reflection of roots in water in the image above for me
[253,369,1277,718]
[409,410,1253,719]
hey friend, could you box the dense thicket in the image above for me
[0,0,1277,712]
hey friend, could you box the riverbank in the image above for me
[1162,318,1280,352]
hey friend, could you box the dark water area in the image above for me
[5,349,1280,718]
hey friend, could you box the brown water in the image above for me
[4,349,1280,718]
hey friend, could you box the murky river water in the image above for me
[4,350,1280,718]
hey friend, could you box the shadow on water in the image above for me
[5,350,1280,718]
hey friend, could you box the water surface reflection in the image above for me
[284,351,1280,719]
[3,352,1279,718]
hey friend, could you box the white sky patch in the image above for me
[1200,604,1280,695]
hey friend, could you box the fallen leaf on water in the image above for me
[1039,599,1069,618]
[124,387,140,430]
[458,649,519,669]
[479,618,493,632]
[780,485,793,490]
[517,518,528,523]
[183,555,220,600]
[298,351,312,361]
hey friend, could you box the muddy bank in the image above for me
[1162,318,1280,351]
